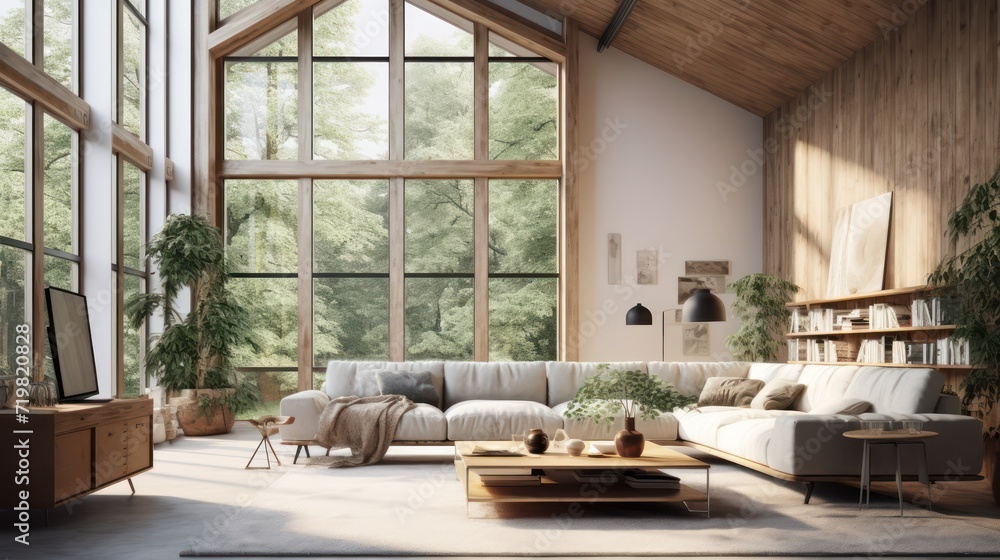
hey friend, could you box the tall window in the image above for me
[119,0,147,139]
[0,1,80,380]
[115,0,150,396]
[0,87,31,378]
[221,0,563,415]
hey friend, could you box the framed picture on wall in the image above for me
[637,250,658,285]
[682,323,710,356]
[608,234,622,284]
[685,260,731,276]
[678,276,726,304]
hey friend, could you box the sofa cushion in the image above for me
[324,361,445,408]
[647,362,750,398]
[747,363,803,383]
[697,377,764,407]
[750,378,805,410]
[394,403,447,441]
[676,406,802,448]
[790,365,859,412]
[444,362,547,408]
[715,417,779,466]
[445,400,564,441]
[545,362,647,407]
[844,366,944,414]
[809,397,872,415]
[375,371,440,407]
[551,401,679,441]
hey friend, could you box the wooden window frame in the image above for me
[0,0,89,381]
[200,0,578,394]
[112,0,154,396]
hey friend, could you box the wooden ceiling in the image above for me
[522,0,911,116]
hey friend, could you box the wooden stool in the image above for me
[246,416,295,469]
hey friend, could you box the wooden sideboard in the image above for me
[0,399,153,510]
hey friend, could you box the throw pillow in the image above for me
[375,370,440,407]
[750,378,806,410]
[697,377,764,408]
[809,397,872,415]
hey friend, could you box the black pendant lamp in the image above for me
[625,303,653,325]
[682,289,727,323]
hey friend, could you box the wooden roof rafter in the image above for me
[208,0,326,58]
[209,0,568,62]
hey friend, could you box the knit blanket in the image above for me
[315,395,415,467]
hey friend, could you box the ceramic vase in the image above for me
[523,428,549,454]
[615,417,645,457]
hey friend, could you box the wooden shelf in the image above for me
[786,285,940,308]
[789,361,975,370]
[786,325,957,338]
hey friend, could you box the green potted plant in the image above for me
[125,214,260,436]
[928,165,1000,503]
[726,274,800,362]
[565,364,696,457]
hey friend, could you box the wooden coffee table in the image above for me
[454,441,711,517]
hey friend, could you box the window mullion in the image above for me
[473,23,488,361]
[474,177,488,361]
[297,11,313,391]
[389,177,405,361]
[388,0,405,360]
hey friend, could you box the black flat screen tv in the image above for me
[45,287,102,402]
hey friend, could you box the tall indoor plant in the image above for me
[565,364,696,457]
[928,165,1000,502]
[726,274,800,362]
[125,214,259,436]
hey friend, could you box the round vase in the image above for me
[524,428,549,454]
[615,417,645,457]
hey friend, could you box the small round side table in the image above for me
[843,429,938,516]
[246,416,295,469]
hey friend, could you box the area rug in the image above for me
[182,447,1000,557]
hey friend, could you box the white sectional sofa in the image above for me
[280,360,983,493]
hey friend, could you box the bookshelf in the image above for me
[784,285,972,379]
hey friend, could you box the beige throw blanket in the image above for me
[315,395,415,467]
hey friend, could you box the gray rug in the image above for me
[182,447,1000,557]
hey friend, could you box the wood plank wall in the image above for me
[763,0,1000,302]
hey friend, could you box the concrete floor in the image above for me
[1,422,997,560]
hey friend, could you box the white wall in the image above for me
[576,34,763,363]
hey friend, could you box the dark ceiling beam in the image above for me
[597,0,637,52]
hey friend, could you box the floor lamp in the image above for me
[627,289,727,361]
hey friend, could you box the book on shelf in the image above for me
[838,308,870,330]
[855,336,896,363]
[868,303,911,329]
[789,308,808,333]
[912,297,948,327]
[787,339,807,362]
[936,336,970,366]
[906,342,937,365]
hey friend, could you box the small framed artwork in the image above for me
[608,234,622,285]
[678,276,726,304]
[682,323,711,356]
[685,260,731,276]
[637,250,658,285]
